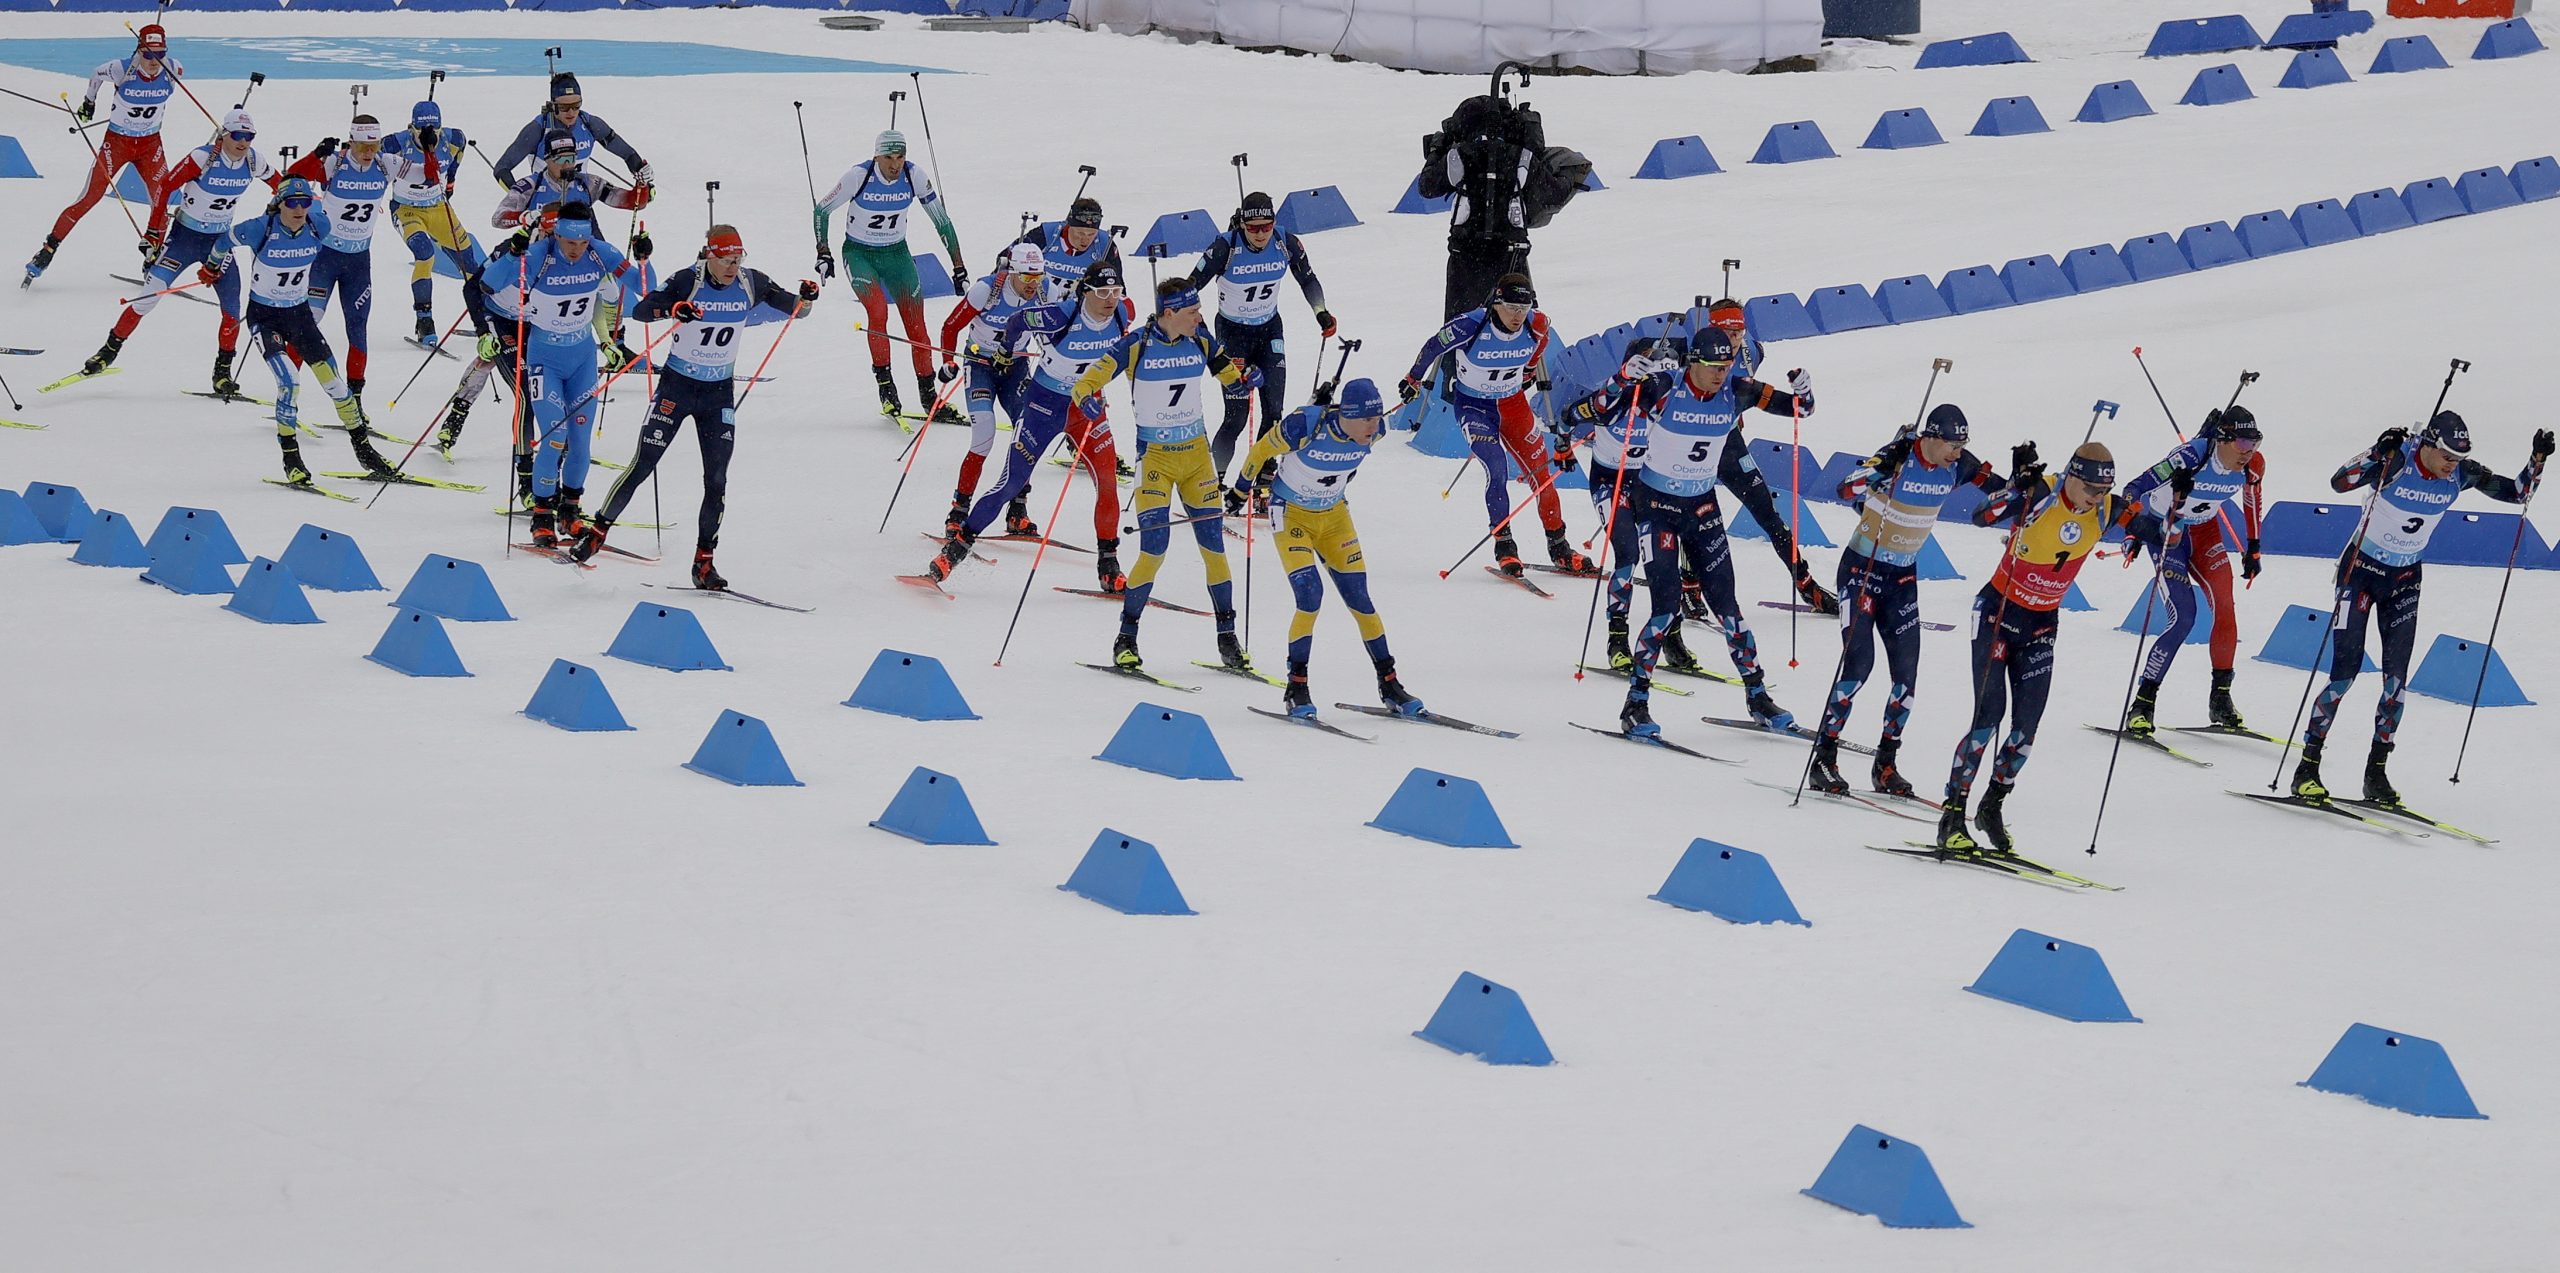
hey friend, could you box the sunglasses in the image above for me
[226,130,255,141]
[1240,219,1275,231]
[1085,284,1123,295]
[138,50,165,60]
[279,196,314,208]
[2231,435,2262,452]
[1690,359,1734,373]
[553,99,582,113]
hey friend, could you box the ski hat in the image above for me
[542,128,578,161]
[551,201,595,242]
[2066,441,2116,490]
[1005,241,1046,275]
[1080,261,1123,291]
[348,118,384,144]
[1064,197,1104,230]
[275,176,318,204]
[1338,377,1385,420]
[705,225,745,260]
[1706,297,1747,332]
[1490,273,1536,307]
[410,100,442,129]
[1237,191,1276,224]
[1918,401,1969,442]
[1156,281,1202,314]
[550,72,582,101]
[1685,326,1737,366]
[2205,404,2261,444]
[136,24,167,52]
[2422,409,2472,456]
[874,130,908,157]
[221,108,255,137]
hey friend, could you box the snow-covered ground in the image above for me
[4,5,2557,1268]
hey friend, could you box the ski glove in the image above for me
[197,257,228,285]
[313,137,340,161]
[814,244,835,280]
[628,229,653,261]
[669,299,703,323]
[2534,428,2555,463]
[2169,466,2197,502]
[1314,308,1337,338]
[2010,441,2039,478]
[2373,426,2409,460]
[1396,375,1422,404]
[633,163,656,186]
[75,99,95,122]
[1787,367,1811,398]
[797,279,821,303]
[936,362,959,383]
[2242,537,2262,581]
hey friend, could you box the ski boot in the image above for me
[210,349,240,398]
[2291,744,2327,802]
[2363,741,2400,806]
[1094,536,1126,593]
[81,334,124,378]
[1492,532,1524,577]
[1004,499,1039,538]
[346,421,398,479]
[1934,799,1978,852]
[914,370,940,419]
[415,313,437,346]
[944,495,971,538]
[1283,662,1315,719]
[437,397,470,453]
[2124,678,2161,738]
[1619,684,1659,738]
[1747,687,1795,733]
[691,548,727,591]
[1974,780,2015,854]
[568,519,611,564]
[1374,656,1425,717]
[1111,630,1142,670]
[2208,669,2246,730]
[924,529,974,583]
[1659,624,1706,676]
[1870,739,1917,798]
[873,365,903,418]
[24,234,61,285]
[1680,568,1709,621]
[1544,528,1593,573]
[1793,564,1841,617]
[277,432,313,485]
[1214,614,1253,673]
[1807,739,1850,795]
[1605,615,1634,672]
[555,487,591,547]
[528,496,560,550]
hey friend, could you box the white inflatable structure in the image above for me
[1070,0,1826,75]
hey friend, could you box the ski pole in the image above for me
[1437,454,1571,578]
[1067,163,1096,210]
[2088,516,2180,856]
[1572,389,1648,681]
[0,370,23,411]
[1438,454,1472,499]
[732,298,806,409]
[791,101,819,204]
[2448,445,2544,783]
[705,180,718,234]
[1720,258,1738,299]
[993,429,1083,667]
[1229,152,1249,206]
[2,85,78,117]
[423,68,437,103]
[1239,394,1257,650]
[2269,357,2467,789]
[1787,390,1803,667]
[887,88,904,131]
[1787,356,1955,804]
[379,308,471,412]
[909,72,956,221]
[2130,346,2254,583]
[877,376,963,533]
[116,276,216,304]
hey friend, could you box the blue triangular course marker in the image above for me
[606,601,732,671]
[1861,108,1944,151]
[1971,95,2050,137]
[2409,634,2533,707]
[915,252,957,300]
[2475,18,2544,61]
[1632,135,1720,180]
[280,523,383,591]
[521,658,634,732]
[1936,264,2012,314]
[1805,284,1887,334]
[2060,243,2133,292]
[2076,79,2155,123]
[69,509,151,567]
[1094,702,1237,780]
[2401,177,2466,225]
[2062,581,2096,612]
[2235,209,2307,257]
[19,481,91,540]
[2254,603,2376,673]
[366,608,470,677]
[2000,254,2075,303]
[2512,156,2560,202]
[2347,187,2415,235]
[2117,579,2212,643]
[870,766,995,844]
[1916,31,2030,68]
[1651,840,1809,925]
[2144,13,2261,58]
[683,709,804,786]
[1401,395,1466,457]
[2456,167,2523,215]
[0,490,48,546]
[2179,220,2247,269]
[1803,1126,1971,1228]
[2120,232,2191,281]
[1730,501,1833,548]
[1367,767,1515,848]
[222,557,321,624]
[1873,274,1952,324]
[0,134,38,180]
[1059,828,1194,914]
[2370,34,2448,74]
[1414,971,1552,1065]
[141,532,238,595]
[1750,120,1836,165]
[1390,172,1453,215]
[2264,8,2371,49]
[1914,534,1962,581]
[1965,928,2141,1022]
[2301,1023,2485,1118]
[1276,186,1361,236]
[114,165,155,203]
[146,506,245,566]
[2290,198,2362,247]
[1743,293,1818,341]
[845,648,980,720]
[1137,209,1219,258]
[392,553,512,621]
[2278,46,2353,89]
